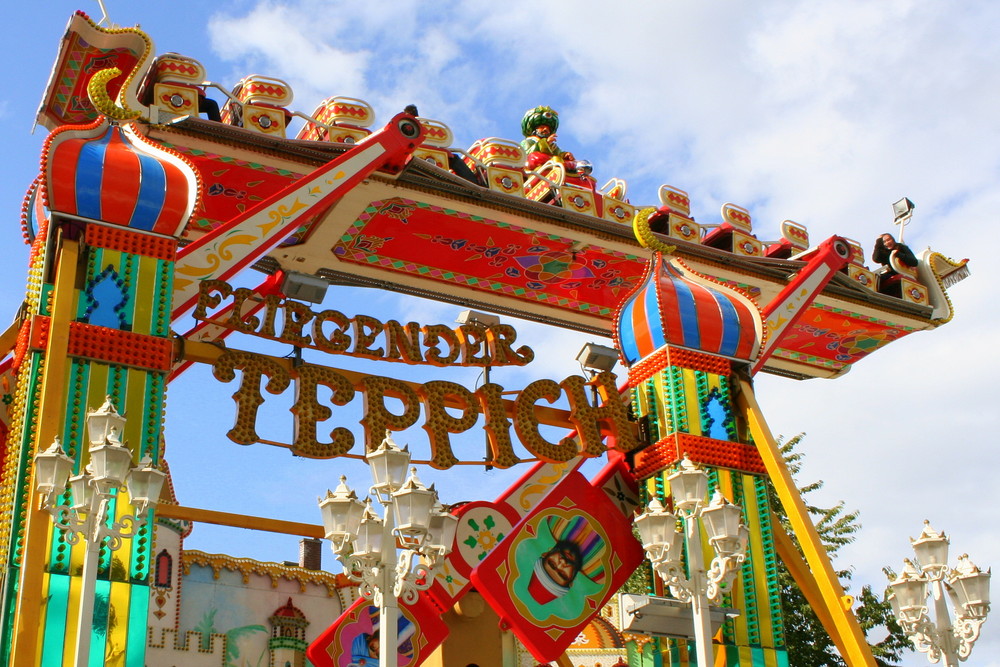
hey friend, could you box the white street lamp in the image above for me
[34,438,74,507]
[367,433,411,499]
[33,397,166,667]
[318,431,456,667]
[425,497,459,565]
[85,396,127,448]
[887,521,991,666]
[392,469,437,547]
[319,476,365,553]
[634,457,748,666]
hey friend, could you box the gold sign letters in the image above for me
[194,279,534,368]
[212,349,638,469]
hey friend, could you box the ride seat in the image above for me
[524,155,597,208]
[878,251,928,304]
[147,53,208,120]
[765,220,809,258]
[467,138,526,197]
[835,238,878,292]
[844,238,866,266]
[648,185,702,243]
[597,178,635,225]
[413,118,455,170]
[889,252,919,280]
[702,203,761,257]
[297,96,374,144]
[222,75,294,137]
[524,160,565,203]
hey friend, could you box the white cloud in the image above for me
[207,4,372,98]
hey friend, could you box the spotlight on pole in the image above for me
[891,197,915,242]
[576,342,619,373]
[455,309,500,327]
[281,271,329,304]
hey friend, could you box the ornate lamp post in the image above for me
[33,396,166,667]
[887,521,991,666]
[634,457,748,665]
[318,432,458,667]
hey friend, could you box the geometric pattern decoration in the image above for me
[24,316,174,372]
[632,432,766,479]
[767,303,915,373]
[333,198,644,318]
[82,265,129,329]
[35,11,152,130]
[84,222,178,261]
[141,139,925,377]
[450,501,521,577]
[167,146,307,233]
[628,351,765,477]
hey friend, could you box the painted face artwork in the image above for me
[541,544,581,589]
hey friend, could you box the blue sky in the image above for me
[4,2,999,664]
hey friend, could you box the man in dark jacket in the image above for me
[872,232,919,296]
[872,232,918,272]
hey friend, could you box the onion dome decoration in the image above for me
[271,598,307,621]
[43,119,198,238]
[614,253,765,365]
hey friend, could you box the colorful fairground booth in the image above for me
[0,9,972,667]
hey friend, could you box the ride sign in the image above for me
[210,348,639,468]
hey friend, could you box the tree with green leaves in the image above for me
[770,434,911,666]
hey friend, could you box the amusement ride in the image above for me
[0,7,980,667]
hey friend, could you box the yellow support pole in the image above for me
[156,504,324,538]
[769,514,854,662]
[735,378,876,666]
[10,235,79,666]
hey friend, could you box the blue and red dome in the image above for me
[44,120,198,238]
[614,253,764,365]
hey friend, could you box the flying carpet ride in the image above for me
[0,9,972,667]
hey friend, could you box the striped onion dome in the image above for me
[44,120,198,238]
[614,253,764,365]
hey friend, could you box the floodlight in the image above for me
[455,309,500,327]
[892,197,915,223]
[282,271,329,304]
[576,343,619,372]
